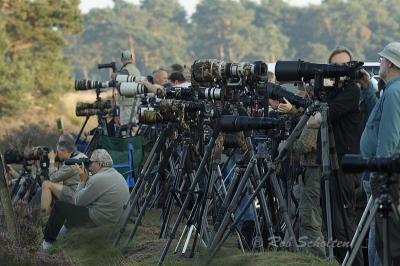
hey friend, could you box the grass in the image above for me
[49,209,337,266]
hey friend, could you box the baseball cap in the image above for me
[121,50,132,60]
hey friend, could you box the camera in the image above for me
[220,115,290,132]
[64,158,95,166]
[192,59,267,84]
[266,82,311,109]
[275,60,364,82]
[341,153,400,174]
[4,147,50,168]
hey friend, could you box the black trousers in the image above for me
[43,201,92,243]
[320,165,364,265]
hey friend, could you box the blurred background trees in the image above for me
[1,0,399,119]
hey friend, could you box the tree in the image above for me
[0,0,83,116]
[67,0,190,80]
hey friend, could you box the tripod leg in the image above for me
[345,199,379,266]
[112,124,171,247]
[320,107,334,262]
[126,141,174,243]
[207,158,256,254]
[108,124,171,241]
[205,111,311,264]
[157,115,227,266]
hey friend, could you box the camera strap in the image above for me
[70,152,79,158]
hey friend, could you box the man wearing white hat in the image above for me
[358,42,400,264]
[112,50,141,125]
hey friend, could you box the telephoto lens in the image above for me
[114,75,148,83]
[139,110,176,125]
[118,82,148,96]
[220,115,283,132]
[266,82,311,109]
[75,108,113,117]
[275,60,364,82]
[75,79,116,90]
[198,87,222,100]
[64,158,93,165]
[75,101,112,111]
[341,153,400,174]
[192,59,267,83]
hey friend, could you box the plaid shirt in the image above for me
[288,107,319,167]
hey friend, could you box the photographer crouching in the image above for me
[42,149,130,250]
[41,141,87,215]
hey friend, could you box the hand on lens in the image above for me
[278,97,292,113]
[75,162,89,182]
[357,69,370,88]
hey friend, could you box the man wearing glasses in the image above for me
[42,149,130,250]
[41,140,87,214]
[358,42,400,264]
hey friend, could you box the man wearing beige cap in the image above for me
[111,50,141,125]
[358,42,400,264]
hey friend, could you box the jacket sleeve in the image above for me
[359,80,378,118]
[328,84,361,123]
[376,90,400,157]
[49,164,75,183]
[74,180,100,206]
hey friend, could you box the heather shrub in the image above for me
[0,201,77,265]
[0,123,60,152]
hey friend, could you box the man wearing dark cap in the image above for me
[358,42,400,265]
[112,50,141,125]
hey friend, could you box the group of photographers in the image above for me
[273,43,400,265]
[4,41,400,265]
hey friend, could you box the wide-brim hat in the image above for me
[378,42,400,68]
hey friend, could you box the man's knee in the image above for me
[42,180,51,189]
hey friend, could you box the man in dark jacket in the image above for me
[315,45,364,265]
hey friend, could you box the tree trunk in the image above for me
[129,35,136,65]
[0,155,20,246]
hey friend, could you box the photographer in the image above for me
[277,85,326,258]
[169,72,191,88]
[42,149,130,250]
[112,50,141,125]
[358,42,400,264]
[5,164,21,188]
[314,45,364,265]
[41,141,87,215]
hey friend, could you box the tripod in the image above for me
[109,123,173,246]
[343,174,400,266]
[203,94,352,263]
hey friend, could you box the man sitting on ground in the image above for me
[41,141,87,214]
[42,149,130,249]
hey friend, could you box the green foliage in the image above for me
[0,0,82,116]
[2,0,400,118]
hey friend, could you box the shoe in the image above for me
[239,220,255,250]
[42,240,52,251]
[56,225,68,240]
